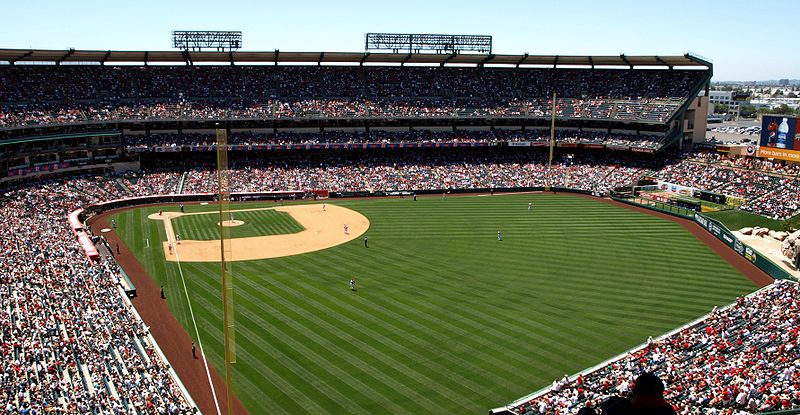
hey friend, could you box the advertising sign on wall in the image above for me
[758,146,800,162]
[759,115,800,161]
[657,181,695,197]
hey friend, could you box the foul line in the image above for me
[172,234,223,415]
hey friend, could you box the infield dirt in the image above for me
[149,203,370,262]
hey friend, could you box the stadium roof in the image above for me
[0,48,711,69]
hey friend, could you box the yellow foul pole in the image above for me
[216,124,236,414]
[547,91,557,192]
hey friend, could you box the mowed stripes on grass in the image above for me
[111,194,758,414]
[171,208,304,240]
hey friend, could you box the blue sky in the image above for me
[3,0,797,81]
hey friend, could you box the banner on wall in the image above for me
[657,181,695,197]
[758,146,800,162]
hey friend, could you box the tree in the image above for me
[714,103,729,114]
[770,104,796,115]
[739,105,758,117]
[788,92,798,98]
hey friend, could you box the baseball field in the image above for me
[104,193,760,414]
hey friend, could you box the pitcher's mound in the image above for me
[218,220,245,227]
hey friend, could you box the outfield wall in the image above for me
[329,186,595,198]
[694,213,794,281]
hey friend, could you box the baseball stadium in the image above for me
[1,33,800,415]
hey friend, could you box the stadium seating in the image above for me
[0,179,195,414]
[123,130,666,151]
[124,136,800,219]
[0,66,705,128]
[654,153,800,220]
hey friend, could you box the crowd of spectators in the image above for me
[143,147,795,219]
[0,65,705,128]
[0,98,687,128]
[161,150,656,195]
[690,152,800,177]
[1,178,195,414]
[509,279,800,415]
[118,171,184,197]
[123,130,667,151]
[654,153,800,220]
[0,66,705,103]
[740,179,800,220]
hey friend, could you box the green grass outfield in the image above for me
[704,209,786,231]
[111,194,757,414]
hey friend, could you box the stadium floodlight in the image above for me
[365,33,492,54]
[172,31,242,52]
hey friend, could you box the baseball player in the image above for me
[497,230,503,241]
[350,278,357,291]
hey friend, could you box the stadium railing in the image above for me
[759,410,800,415]
[609,193,695,219]
[329,187,596,199]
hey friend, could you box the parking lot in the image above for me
[706,120,762,144]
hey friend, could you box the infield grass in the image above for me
[171,208,304,240]
[111,194,757,414]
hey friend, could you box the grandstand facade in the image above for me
[0,48,711,182]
